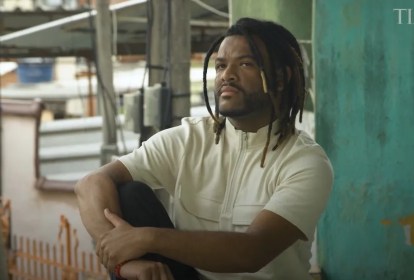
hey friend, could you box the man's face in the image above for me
[214,35,271,119]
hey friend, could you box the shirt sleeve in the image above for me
[118,125,187,195]
[263,145,333,240]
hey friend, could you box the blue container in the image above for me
[17,58,54,84]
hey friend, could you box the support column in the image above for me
[170,0,191,126]
[96,0,118,164]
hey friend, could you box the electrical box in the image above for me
[123,91,142,133]
[144,83,171,129]
[123,84,171,133]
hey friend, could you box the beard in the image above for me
[215,85,270,118]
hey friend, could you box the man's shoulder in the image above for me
[154,116,213,142]
[180,116,212,126]
[295,130,318,145]
[287,130,319,148]
[284,130,330,160]
[178,116,214,134]
[153,116,214,148]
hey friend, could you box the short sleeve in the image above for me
[263,145,333,240]
[118,125,187,195]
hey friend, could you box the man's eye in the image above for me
[241,62,254,67]
[215,64,226,70]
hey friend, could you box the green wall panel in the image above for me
[230,0,312,40]
[315,0,414,279]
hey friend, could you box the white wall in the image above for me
[0,0,79,11]
[1,0,34,11]
[1,112,94,254]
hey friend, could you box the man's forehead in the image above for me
[219,35,249,47]
[216,36,253,55]
[216,35,267,60]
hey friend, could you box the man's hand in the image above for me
[96,209,149,271]
[119,260,175,280]
[75,161,133,241]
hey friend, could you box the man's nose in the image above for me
[221,65,237,82]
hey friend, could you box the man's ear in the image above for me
[275,67,292,92]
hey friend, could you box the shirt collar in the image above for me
[224,118,280,148]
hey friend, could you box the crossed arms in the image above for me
[75,160,304,278]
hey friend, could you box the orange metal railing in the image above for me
[0,199,108,280]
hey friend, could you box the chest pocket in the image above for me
[179,184,222,222]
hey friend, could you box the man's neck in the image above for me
[227,115,275,133]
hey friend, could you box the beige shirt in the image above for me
[119,117,333,280]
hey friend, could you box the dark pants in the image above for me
[112,181,199,280]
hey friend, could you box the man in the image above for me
[76,17,333,280]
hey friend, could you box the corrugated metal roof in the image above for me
[0,0,229,58]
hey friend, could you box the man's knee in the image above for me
[117,181,155,205]
[116,181,173,228]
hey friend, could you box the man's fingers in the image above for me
[120,260,174,280]
[103,208,125,227]
[95,239,104,265]
[161,263,174,280]
[151,262,166,280]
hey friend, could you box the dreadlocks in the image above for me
[202,17,306,167]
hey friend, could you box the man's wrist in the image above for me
[142,227,165,255]
[135,227,160,254]
[114,261,127,279]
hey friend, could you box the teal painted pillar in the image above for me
[315,0,414,279]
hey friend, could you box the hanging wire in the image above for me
[163,0,171,85]
[0,57,3,196]
[86,0,127,155]
[144,0,169,88]
[160,0,173,129]
[74,58,87,116]
[112,10,118,57]
[190,0,229,18]
[141,0,154,92]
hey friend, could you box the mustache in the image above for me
[216,82,245,94]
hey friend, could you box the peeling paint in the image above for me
[399,215,414,246]
[316,0,414,278]
[381,219,392,226]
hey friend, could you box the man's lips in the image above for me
[219,85,240,97]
